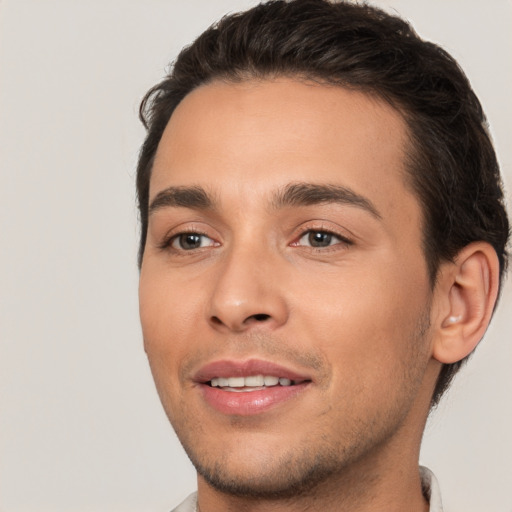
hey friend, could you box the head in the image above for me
[137,0,509,407]
[136,0,509,500]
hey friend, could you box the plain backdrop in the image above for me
[1,1,511,511]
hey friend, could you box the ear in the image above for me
[432,242,500,364]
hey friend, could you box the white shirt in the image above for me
[171,466,443,512]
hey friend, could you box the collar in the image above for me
[420,466,444,511]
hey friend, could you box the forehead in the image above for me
[150,78,418,220]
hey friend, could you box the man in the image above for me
[136,1,509,511]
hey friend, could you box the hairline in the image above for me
[140,73,439,286]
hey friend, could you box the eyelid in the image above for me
[171,232,217,250]
[158,223,221,252]
[290,223,354,248]
[298,231,347,247]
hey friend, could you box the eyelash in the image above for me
[159,230,216,252]
[292,227,353,250]
[159,227,353,254]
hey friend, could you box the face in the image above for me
[139,79,438,498]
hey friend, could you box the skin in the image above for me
[139,78,466,512]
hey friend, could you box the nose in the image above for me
[207,245,289,333]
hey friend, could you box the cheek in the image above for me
[139,270,194,423]
[140,263,201,344]
[139,267,194,390]
[290,260,431,386]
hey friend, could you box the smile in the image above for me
[196,360,312,415]
[209,375,305,391]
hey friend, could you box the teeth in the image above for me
[245,375,264,386]
[228,377,245,388]
[263,376,279,386]
[210,375,295,388]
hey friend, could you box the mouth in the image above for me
[208,374,308,392]
[194,359,312,416]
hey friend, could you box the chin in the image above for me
[192,447,345,499]
[179,422,371,501]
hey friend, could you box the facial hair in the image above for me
[169,308,433,502]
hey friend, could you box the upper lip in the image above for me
[194,359,313,383]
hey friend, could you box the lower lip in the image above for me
[199,383,309,416]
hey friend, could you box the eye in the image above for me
[297,230,348,248]
[170,233,216,251]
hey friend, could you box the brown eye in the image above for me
[299,230,339,248]
[308,231,333,247]
[171,233,214,250]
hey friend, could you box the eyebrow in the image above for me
[149,186,215,215]
[272,182,382,219]
[148,182,381,219]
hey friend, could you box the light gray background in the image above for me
[1,1,511,511]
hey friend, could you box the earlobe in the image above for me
[442,314,462,327]
[433,242,500,364]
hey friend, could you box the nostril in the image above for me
[251,314,271,322]
[209,313,273,330]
